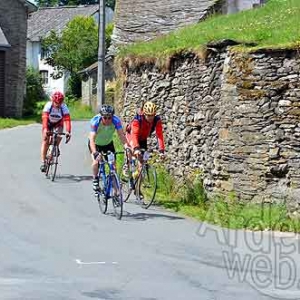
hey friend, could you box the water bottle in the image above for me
[108,152,115,163]
[143,151,150,161]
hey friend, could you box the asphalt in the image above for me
[0,121,299,300]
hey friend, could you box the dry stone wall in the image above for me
[120,47,300,209]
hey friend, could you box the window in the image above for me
[41,48,50,60]
[40,70,49,85]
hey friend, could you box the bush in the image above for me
[105,23,114,50]
[181,172,207,206]
[67,73,82,99]
[23,67,46,116]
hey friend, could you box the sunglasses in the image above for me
[103,115,112,120]
[145,114,155,117]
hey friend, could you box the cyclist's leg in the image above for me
[40,124,52,172]
[53,123,63,156]
[88,140,101,192]
[122,133,134,177]
[135,140,148,202]
[137,139,148,169]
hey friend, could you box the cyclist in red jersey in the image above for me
[40,91,71,172]
[126,101,165,158]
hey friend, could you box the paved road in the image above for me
[0,122,299,300]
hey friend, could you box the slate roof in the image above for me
[27,5,99,42]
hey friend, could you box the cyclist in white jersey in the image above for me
[40,91,71,172]
[88,104,129,193]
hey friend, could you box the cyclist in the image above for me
[40,91,71,172]
[88,104,129,193]
[125,101,165,165]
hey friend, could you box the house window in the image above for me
[41,48,50,60]
[40,70,49,85]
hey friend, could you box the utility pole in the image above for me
[97,0,106,109]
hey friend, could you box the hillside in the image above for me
[117,0,300,61]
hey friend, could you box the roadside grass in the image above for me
[66,100,94,120]
[117,0,300,62]
[0,118,36,129]
[0,100,94,130]
[155,167,300,233]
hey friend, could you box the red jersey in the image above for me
[127,114,165,151]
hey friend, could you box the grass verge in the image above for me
[0,100,94,130]
[155,167,300,233]
[0,118,36,129]
[117,0,300,63]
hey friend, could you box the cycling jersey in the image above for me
[42,101,71,132]
[90,115,122,146]
[126,114,165,151]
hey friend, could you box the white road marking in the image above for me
[75,259,118,265]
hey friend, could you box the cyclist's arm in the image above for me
[63,114,71,133]
[89,132,97,154]
[131,119,141,150]
[116,128,129,147]
[62,104,71,133]
[155,119,165,151]
[42,111,49,131]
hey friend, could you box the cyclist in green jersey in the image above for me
[88,105,129,193]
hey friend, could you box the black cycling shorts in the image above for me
[87,140,115,155]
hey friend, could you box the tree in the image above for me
[36,0,116,10]
[42,16,98,96]
[36,0,58,6]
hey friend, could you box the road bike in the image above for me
[95,151,123,220]
[120,148,157,209]
[45,129,66,181]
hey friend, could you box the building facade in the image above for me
[0,0,36,117]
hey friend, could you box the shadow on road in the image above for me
[56,174,93,183]
[122,210,185,221]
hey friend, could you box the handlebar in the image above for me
[47,131,66,136]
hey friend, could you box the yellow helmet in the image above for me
[143,101,157,115]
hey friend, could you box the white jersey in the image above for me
[43,101,70,123]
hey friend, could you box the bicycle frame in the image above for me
[97,155,117,199]
[45,129,66,181]
[122,148,157,208]
[96,151,124,219]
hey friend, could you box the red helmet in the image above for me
[51,91,64,105]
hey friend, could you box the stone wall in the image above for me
[0,0,28,117]
[120,47,300,207]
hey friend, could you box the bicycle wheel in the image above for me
[50,145,59,181]
[110,173,123,220]
[119,163,133,202]
[137,164,157,209]
[97,176,108,214]
[45,157,51,178]
[45,145,57,180]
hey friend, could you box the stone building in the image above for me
[0,0,36,117]
[221,0,266,14]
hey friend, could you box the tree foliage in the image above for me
[24,67,46,116]
[36,0,116,10]
[42,16,98,75]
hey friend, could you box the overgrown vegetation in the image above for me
[23,67,46,116]
[0,118,36,129]
[36,0,116,10]
[155,167,300,232]
[117,0,300,64]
